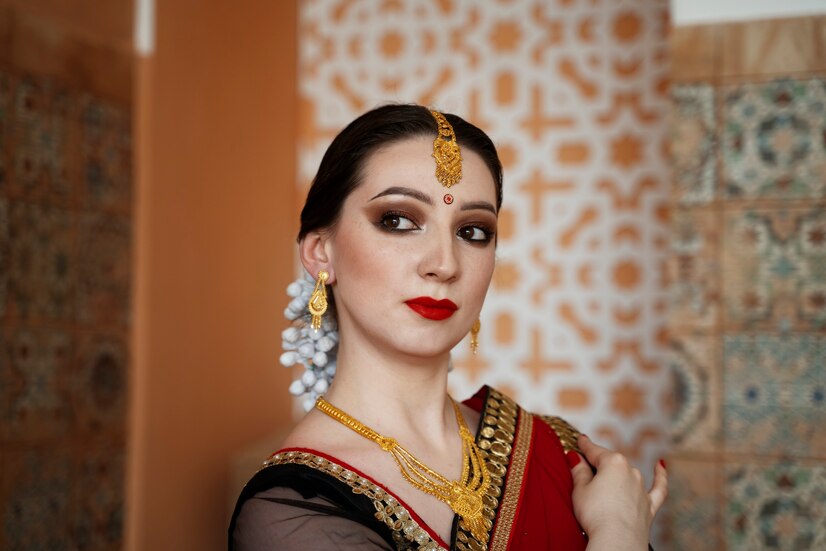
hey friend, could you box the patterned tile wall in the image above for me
[0,65,132,551]
[298,0,672,490]
[668,15,826,551]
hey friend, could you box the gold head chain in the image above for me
[315,396,491,544]
[430,110,463,188]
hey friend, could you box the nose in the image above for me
[419,231,460,282]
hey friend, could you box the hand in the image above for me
[566,435,667,550]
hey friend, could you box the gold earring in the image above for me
[308,270,329,331]
[470,318,481,354]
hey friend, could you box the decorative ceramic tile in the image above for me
[77,212,131,326]
[723,78,826,200]
[669,333,722,453]
[5,200,75,320]
[71,332,127,435]
[0,326,74,442]
[0,446,72,550]
[71,445,124,550]
[671,85,716,204]
[723,208,826,331]
[726,461,826,550]
[724,335,825,457]
[667,457,722,551]
[0,198,7,318]
[11,74,74,201]
[668,208,721,330]
[80,94,132,210]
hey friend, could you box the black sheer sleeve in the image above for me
[229,463,396,551]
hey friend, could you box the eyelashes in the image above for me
[375,210,495,244]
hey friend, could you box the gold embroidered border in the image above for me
[455,388,519,551]
[488,411,533,551]
[537,415,582,453]
[264,451,447,551]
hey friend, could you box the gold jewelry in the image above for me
[315,396,490,544]
[430,110,462,188]
[308,270,329,331]
[470,318,481,355]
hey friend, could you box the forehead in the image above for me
[355,136,497,203]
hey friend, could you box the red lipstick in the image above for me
[405,297,458,321]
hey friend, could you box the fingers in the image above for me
[648,459,668,515]
[577,434,613,468]
[566,450,593,487]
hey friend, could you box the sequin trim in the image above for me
[489,412,533,550]
[455,387,519,551]
[264,450,448,551]
[537,415,582,453]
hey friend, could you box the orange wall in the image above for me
[127,1,298,549]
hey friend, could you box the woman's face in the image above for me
[322,136,498,360]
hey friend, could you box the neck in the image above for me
[321,337,457,448]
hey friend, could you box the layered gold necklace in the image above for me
[315,396,491,544]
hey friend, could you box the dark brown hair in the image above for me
[298,104,503,241]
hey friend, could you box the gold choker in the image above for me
[315,396,490,544]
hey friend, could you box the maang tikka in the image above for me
[430,110,462,193]
[308,270,329,331]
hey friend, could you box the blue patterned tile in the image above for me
[71,445,124,550]
[669,209,722,330]
[723,208,826,331]
[71,332,127,436]
[6,200,76,321]
[671,84,716,204]
[10,75,74,202]
[0,327,74,442]
[0,446,72,550]
[667,457,723,551]
[723,78,826,200]
[77,212,131,326]
[80,95,132,211]
[724,335,825,456]
[726,461,826,550]
[669,334,722,453]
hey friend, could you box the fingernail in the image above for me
[659,458,667,470]
[565,450,581,469]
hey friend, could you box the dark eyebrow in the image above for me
[460,201,497,216]
[369,186,433,205]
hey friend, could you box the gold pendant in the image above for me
[448,483,488,544]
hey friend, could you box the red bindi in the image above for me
[443,193,454,205]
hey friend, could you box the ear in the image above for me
[299,231,335,284]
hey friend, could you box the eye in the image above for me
[379,212,419,232]
[457,225,493,243]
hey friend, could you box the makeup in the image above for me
[405,297,458,320]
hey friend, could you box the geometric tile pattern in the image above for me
[723,208,826,331]
[726,461,826,551]
[669,16,826,550]
[0,65,131,550]
[723,79,826,200]
[298,0,672,478]
[668,457,722,551]
[669,334,721,454]
[671,84,716,204]
[669,208,722,331]
[724,335,825,457]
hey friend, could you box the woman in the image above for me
[229,105,667,550]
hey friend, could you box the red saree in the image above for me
[230,386,588,550]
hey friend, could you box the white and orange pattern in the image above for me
[297,0,671,473]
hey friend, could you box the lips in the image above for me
[405,297,458,321]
